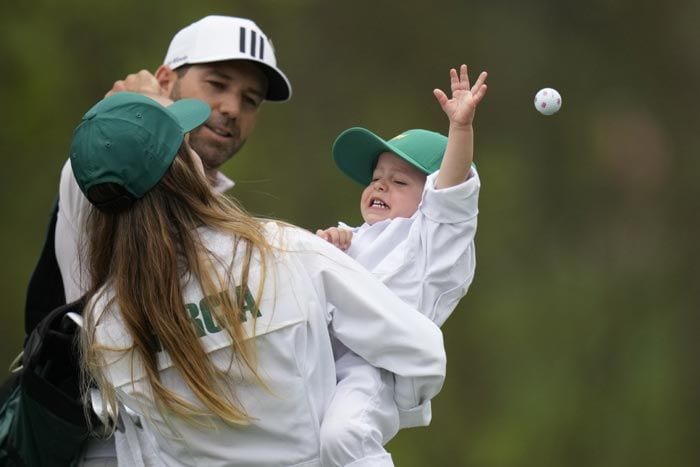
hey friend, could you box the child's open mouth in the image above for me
[370,199,389,209]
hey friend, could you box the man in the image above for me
[108,15,291,189]
[27,15,291,466]
[56,14,292,304]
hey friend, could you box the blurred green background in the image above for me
[1,1,697,466]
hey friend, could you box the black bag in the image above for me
[1,198,90,467]
[0,299,90,467]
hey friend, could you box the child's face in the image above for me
[360,152,426,225]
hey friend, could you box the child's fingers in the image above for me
[339,230,353,247]
[460,64,470,89]
[318,227,353,251]
[332,228,348,247]
[473,83,488,103]
[316,229,330,242]
[471,71,488,95]
[433,89,449,108]
[471,71,488,93]
[450,67,461,92]
[331,229,343,248]
[334,231,351,251]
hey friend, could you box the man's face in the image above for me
[360,152,426,225]
[167,61,268,177]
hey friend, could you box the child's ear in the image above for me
[155,65,178,96]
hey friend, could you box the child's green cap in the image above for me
[69,92,211,202]
[332,127,447,186]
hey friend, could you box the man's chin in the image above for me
[191,142,242,169]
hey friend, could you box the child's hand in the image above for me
[433,64,488,129]
[316,227,353,251]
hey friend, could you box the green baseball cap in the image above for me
[69,92,211,202]
[332,127,448,186]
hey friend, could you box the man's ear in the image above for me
[155,65,178,95]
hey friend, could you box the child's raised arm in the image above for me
[433,64,488,189]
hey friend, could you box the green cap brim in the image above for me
[167,98,211,132]
[333,127,439,186]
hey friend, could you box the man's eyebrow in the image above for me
[207,68,230,79]
[206,68,265,98]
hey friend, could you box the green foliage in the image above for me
[1,0,697,465]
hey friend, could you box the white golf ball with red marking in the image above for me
[534,88,562,115]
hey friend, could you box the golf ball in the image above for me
[534,88,562,115]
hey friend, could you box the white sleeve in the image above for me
[402,168,480,326]
[420,167,480,224]
[288,227,446,411]
[55,159,91,301]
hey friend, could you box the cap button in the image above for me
[136,112,142,118]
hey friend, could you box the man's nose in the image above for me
[219,94,241,118]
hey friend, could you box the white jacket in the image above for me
[347,169,480,327]
[89,218,446,467]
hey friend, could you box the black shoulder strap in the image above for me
[24,198,66,339]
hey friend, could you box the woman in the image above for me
[72,92,446,466]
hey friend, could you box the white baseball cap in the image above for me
[163,15,292,101]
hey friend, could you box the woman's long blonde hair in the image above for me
[81,145,271,427]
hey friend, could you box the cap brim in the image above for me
[255,62,292,101]
[167,99,211,132]
[176,57,292,102]
[332,128,397,186]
